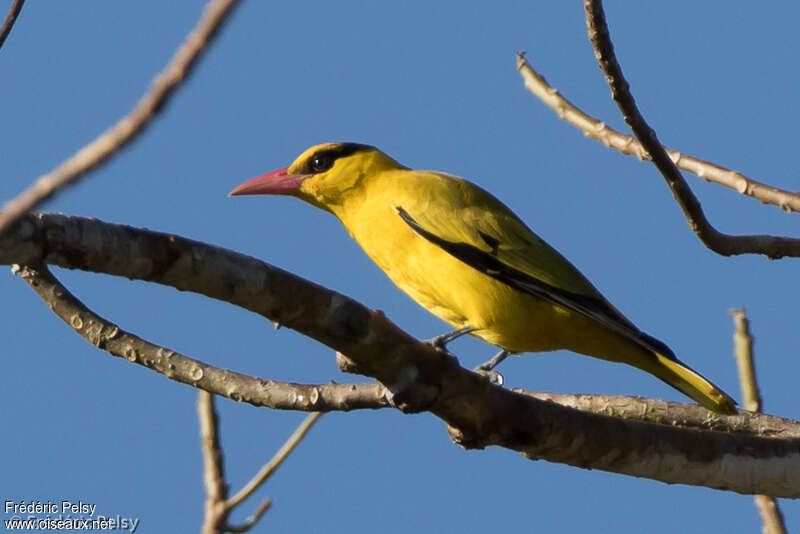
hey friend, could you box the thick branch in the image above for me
[583,0,800,259]
[4,213,800,497]
[515,53,800,214]
[15,260,786,431]
[10,262,796,435]
[516,391,796,438]
[0,0,239,235]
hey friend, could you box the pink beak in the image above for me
[229,167,309,196]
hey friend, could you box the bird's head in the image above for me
[230,142,404,212]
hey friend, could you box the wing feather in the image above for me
[395,203,675,360]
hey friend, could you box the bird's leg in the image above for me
[476,349,510,371]
[423,326,475,365]
[473,350,510,385]
[425,326,475,352]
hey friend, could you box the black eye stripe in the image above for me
[300,143,375,174]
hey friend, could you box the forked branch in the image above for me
[583,0,800,259]
[199,391,322,533]
[516,53,800,214]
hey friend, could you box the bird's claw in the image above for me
[473,367,504,385]
[472,349,510,384]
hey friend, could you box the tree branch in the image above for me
[731,310,787,534]
[198,392,319,533]
[515,52,800,214]
[4,213,800,497]
[16,255,788,433]
[732,309,762,414]
[513,390,793,437]
[583,0,800,259]
[0,0,240,235]
[0,0,23,51]
[13,263,389,412]
[199,391,230,534]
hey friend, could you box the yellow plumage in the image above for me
[231,142,736,414]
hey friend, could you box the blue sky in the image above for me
[2,1,798,532]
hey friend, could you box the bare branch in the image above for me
[13,263,390,412]
[199,391,230,534]
[5,213,800,496]
[583,0,800,259]
[227,412,322,510]
[16,258,789,436]
[754,498,789,534]
[0,0,24,51]
[515,52,800,214]
[731,309,763,413]
[199,391,228,502]
[199,392,311,534]
[0,0,240,235]
[11,259,797,438]
[514,391,798,437]
[731,310,787,534]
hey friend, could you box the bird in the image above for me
[230,142,736,414]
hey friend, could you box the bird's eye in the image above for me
[310,153,333,173]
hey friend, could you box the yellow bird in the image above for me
[231,142,736,414]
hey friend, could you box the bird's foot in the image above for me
[425,327,475,363]
[425,326,476,352]
[473,350,510,385]
[473,368,505,385]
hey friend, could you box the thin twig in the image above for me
[0,0,23,51]
[730,309,787,534]
[583,0,800,259]
[13,263,390,412]
[226,412,323,510]
[731,309,762,413]
[516,52,800,213]
[199,391,230,534]
[0,0,239,235]
[224,498,272,533]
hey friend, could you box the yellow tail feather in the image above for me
[647,352,737,414]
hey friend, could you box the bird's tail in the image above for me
[643,351,737,414]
